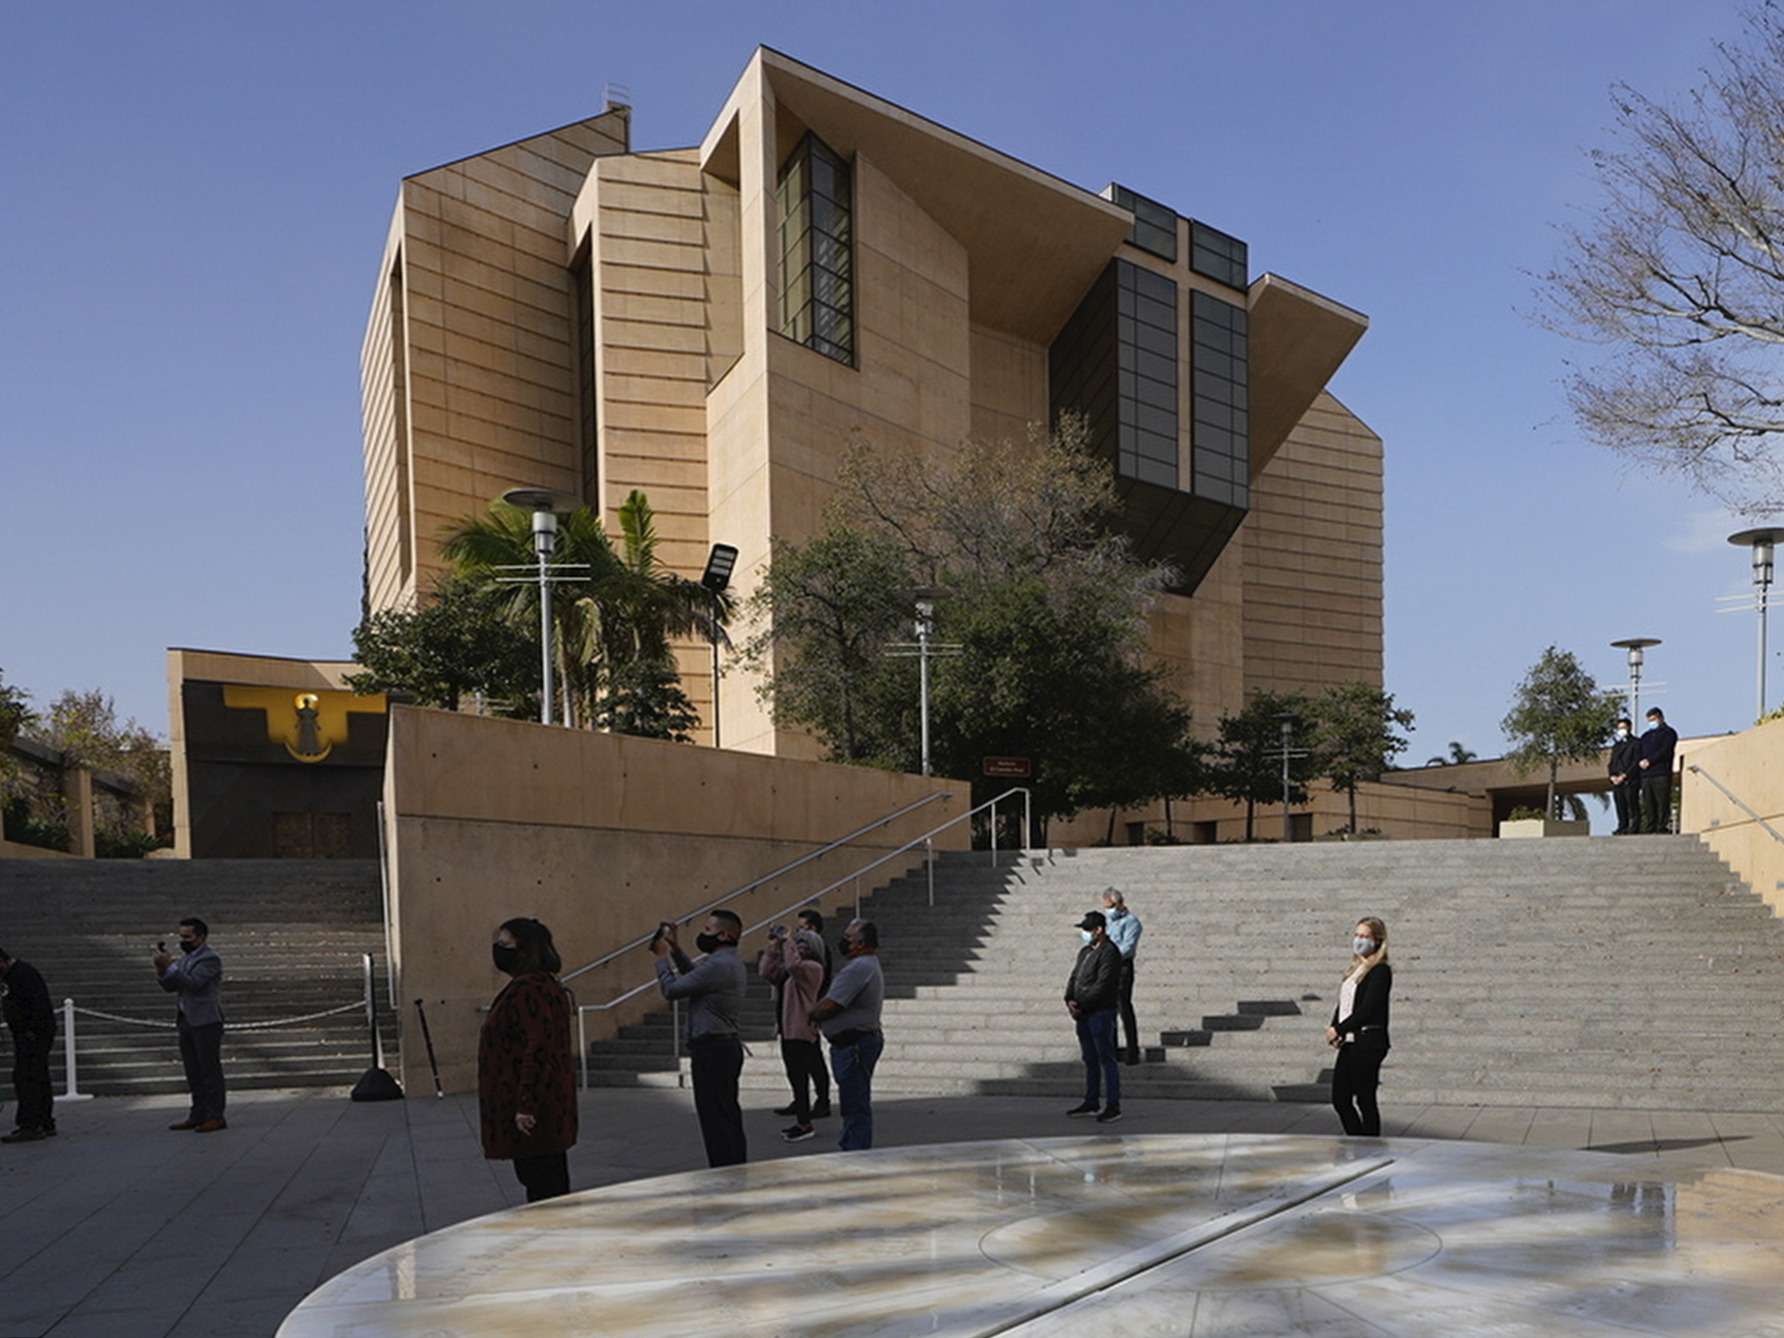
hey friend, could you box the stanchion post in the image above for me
[59,998,94,1102]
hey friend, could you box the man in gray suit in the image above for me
[153,917,226,1132]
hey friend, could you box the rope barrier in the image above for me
[68,1000,365,1031]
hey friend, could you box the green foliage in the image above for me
[1204,691,1317,841]
[0,667,34,804]
[414,489,718,740]
[748,428,1200,836]
[347,575,539,716]
[742,527,917,763]
[1502,646,1621,819]
[42,689,171,849]
[1308,682,1415,834]
[1426,740,1477,766]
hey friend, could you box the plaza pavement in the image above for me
[3,1081,1783,1338]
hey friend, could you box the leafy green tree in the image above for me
[1205,691,1316,842]
[742,527,916,763]
[347,575,539,715]
[1501,646,1622,819]
[0,669,36,817]
[749,428,1196,840]
[42,689,171,848]
[1426,740,1478,766]
[1309,682,1416,835]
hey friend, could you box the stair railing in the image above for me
[1686,764,1784,847]
[574,786,1030,1088]
[561,791,955,991]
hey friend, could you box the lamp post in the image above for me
[700,543,738,748]
[1610,637,1661,723]
[886,586,958,777]
[501,488,580,726]
[1727,527,1784,720]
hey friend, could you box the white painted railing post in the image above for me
[59,998,94,1102]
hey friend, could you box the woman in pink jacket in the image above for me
[759,927,826,1143]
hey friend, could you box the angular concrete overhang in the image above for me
[701,47,1134,343]
[1246,273,1368,476]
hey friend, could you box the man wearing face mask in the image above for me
[1064,910,1123,1124]
[1637,707,1679,835]
[153,917,226,1132]
[651,909,748,1166]
[810,919,884,1151]
[1607,717,1641,835]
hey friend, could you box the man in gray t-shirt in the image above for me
[811,919,884,1151]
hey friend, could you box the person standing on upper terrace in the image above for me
[1637,707,1679,834]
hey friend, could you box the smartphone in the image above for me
[157,941,166,952]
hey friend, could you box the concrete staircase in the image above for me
[586,837,1784,1112]
[0,860,393,1097]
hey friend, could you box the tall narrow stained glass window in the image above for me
[777,133,855,364]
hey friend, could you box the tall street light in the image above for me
[1610,638,1662,722]
[1727,526,1784,720]
[502,488,580,726]
[700,543,738,748]
[886,586,959,777]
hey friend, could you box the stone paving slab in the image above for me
[1,1085,1781,1338]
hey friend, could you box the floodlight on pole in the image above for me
[885,586,959,777]
[700,543,738,748]
[1609,637,1661,723]
[502,488,580,726]
[1724,526,1784,720]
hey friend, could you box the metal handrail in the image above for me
[561,790,953,985]
[1686,764,1784,847]
[574,786,1031,1089]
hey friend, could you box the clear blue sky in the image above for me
[2,0,1774,767]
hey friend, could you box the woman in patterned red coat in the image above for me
[478,917,578,1202]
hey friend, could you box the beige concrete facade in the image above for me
[382,705,963,1094]
[360,49,1389,802]
[1679,717,1784,916]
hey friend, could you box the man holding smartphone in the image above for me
[651,910,747,1166]
[153,917,226,1132]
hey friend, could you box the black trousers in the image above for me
[1117,957,1139,1061]
[512,1152,570,1202]
[10,1030,55,1131]
[1612,780,1641,833]
[689,1034,746,1167]
[177,1019,226,1121]
[1640,773,1672,834]
[779,1037,827,1122]
[1331,1035,1388,1136]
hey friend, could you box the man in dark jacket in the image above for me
[1638,707,1679,835]
[1607,717,1642,835]
[0,948,56,1142]
[1064,910,1123,1124]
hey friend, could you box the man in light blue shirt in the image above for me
[1101,888,1143,1065]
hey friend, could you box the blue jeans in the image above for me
[829,1030,884,1151]
[1075,1008,1120,1107]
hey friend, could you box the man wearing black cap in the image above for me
[1063,910,1123,1124]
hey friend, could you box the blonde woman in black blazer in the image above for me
[1326,916,1391,1136]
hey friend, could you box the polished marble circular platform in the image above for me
[277,1134,1784,1337]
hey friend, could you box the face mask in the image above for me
[1616,728,1629,739]
[180,940,199,955]
[491,943,521,975]
[695,932,727,955]
[1080,929,1093,945]
[1353,937,1376,957]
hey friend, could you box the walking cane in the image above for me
[414,998,444,1098]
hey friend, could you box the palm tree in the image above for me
[1426,740,1478,766]
[441,491,726,736]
